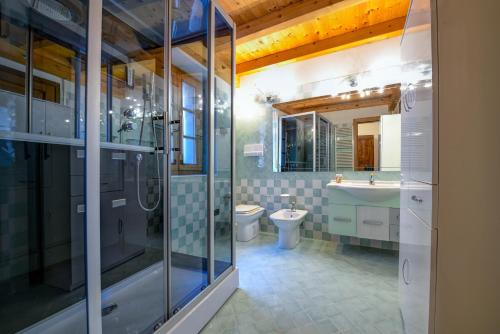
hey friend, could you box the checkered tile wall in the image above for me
[236,177,399,250]
[171,175,208,257]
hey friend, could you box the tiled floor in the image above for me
[201,233,404,334]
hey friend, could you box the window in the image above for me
[182,81,196,164]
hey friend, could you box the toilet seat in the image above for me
[235,204,265,242]
[236,204,261,215]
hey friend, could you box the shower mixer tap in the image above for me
[123,107,136,119]
[118,121,136,133]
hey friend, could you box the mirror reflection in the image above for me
[275,83,402,172]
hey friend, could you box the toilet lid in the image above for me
[236,205,261,214]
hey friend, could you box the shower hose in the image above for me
[136,97,162,212]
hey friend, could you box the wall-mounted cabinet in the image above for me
[328,188,400,242]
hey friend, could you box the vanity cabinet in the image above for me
[328,203,399,242]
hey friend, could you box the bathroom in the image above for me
[1,0,499,334]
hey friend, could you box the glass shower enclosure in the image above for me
[0,0,235,333]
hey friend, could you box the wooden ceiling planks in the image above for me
[218,0,410,75]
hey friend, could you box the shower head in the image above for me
[26,0,73,22]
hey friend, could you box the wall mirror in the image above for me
[273,83,402,172]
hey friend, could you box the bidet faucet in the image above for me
[369,172,376,185]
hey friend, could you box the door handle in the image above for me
[333,217,351,223]
[402,258,410,285]
[411,195,423,203]
[363,220,383,226]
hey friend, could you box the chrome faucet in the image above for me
[280,194,296,212]
[369,172,376,185]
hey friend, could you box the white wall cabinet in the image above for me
[399,209,435,334]
[329,204,399,242]
[399,0,437,332]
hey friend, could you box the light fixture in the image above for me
[424,82,432,88]
[378,87,384,94]
[359,91,366,98]
[365,90,371,96]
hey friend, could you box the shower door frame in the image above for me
[161,0,237,329]
[82,0,236,333]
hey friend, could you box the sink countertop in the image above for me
[327,180,401,189]
[327,180,400,202]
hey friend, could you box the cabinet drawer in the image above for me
[407,181,435,227]
[357,206,390,241]
[328,204,356,236]
[399,208,435,334]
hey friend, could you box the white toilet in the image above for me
[269,209,308,249]
[235,204,265,242]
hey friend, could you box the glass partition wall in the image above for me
[0,1,235,333]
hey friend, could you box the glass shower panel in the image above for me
[100,1,166,332]
[0,0,88,333]
[170,0,210,313]
[213,9,233,279]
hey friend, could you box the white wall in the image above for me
[321,105,389,127]
[380,114,401,171]
[239,36,404,96]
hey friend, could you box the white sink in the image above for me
[327,180,400,202]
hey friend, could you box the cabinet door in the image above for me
[100,191,124,271]
[407,180,435,227]
[399,208,435,334]
[328,204,356,236]
[401,0,435,185]
[356,206,390,241]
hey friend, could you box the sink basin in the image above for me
[327,180,400,202]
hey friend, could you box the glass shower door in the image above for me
[99,1,166,332]
[169,0,210,313]
[0,0,89,332]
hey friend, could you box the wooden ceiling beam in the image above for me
[273,84,401,114]
[237,16,406,74]
[236,0,364,44]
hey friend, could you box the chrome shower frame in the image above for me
[83,0,236,333]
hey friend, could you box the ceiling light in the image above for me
[378,87,384,94]
[359,91,366,98]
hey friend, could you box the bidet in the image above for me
[270,209,308,249]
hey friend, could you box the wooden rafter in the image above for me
[236,0,363,44]
[237,16,406,74]
[272,84,401,114]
